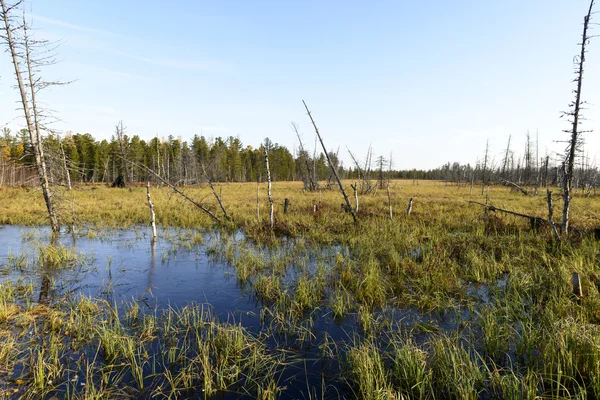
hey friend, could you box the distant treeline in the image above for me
[0,127,597,192]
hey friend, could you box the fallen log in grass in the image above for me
[468,201,586,235]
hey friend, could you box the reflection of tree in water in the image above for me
[38,234,59,304]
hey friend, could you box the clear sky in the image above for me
[1,0,598,170]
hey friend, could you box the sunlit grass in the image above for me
[2,180,600,397]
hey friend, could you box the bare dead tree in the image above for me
[524,131,533,184]
[350,183,358,211]
[303,100,357,223]
[562,0,595,234]
[146,182,157,241]
[131,159,222,224]
[501,134,511,179]
[500,178,530,196]
[291,121,316,191]
[481,140,489,196]
[547,189,560,241]
[115,121,130,186]
[377,155,387,190]
[347,146,375,194]
[59,136,71,190]
[263,146,274,229]
[1,1,59,231]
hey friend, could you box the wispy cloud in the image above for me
[65,62,149,82]
[31,14,125,38]
[98,67,148,81]
[114,51,235,74]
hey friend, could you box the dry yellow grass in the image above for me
[1,180,599,234]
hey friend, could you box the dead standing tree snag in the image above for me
[263,146,274,229]
[302,100,357,223]
[1,1,59,231]
[115,121,130,187]
[147,182,157,241]
[291,121,317,192]
[562,0,595,235]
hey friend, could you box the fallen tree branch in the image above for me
[500,179,531,196]
[201,162,230,221]
[129,159,223,224]
[469,201,585,234]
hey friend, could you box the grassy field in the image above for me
[2,179,600,231]
[2,180,600,398]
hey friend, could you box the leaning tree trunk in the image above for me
[303,100,357,223]
[562,0,594,234]
[1,1,59,232]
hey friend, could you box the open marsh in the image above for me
[1,180,600,398]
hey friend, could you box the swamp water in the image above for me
[0,225,502,399]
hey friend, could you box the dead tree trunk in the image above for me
[146,182,157,241]
[547,189,560,241]
[116,121,130,186]
[303,100,357,223]
[351,183,359,212]
[481,140,489,196]
[291,121,316,191]
[133,160,222,224]
[264,147,274,229]
[562,0,595,234]
[1,1,59,232]
[60,139,71,190]
[501,135,511,179]
[284,198,290,214]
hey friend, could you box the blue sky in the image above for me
[1,0,599,169]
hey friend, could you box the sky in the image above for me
[1,0,599,170]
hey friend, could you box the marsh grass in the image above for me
[3,180,600,397]
[37,243,83,270]
[0,277,282,399]
[346,340,391,400]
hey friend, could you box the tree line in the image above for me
[0,126,343,186]
[2,125,597,196]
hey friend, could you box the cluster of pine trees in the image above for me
[0,127,345,186]
[1,126,597,194]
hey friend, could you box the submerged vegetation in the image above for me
[1,180,600,398]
